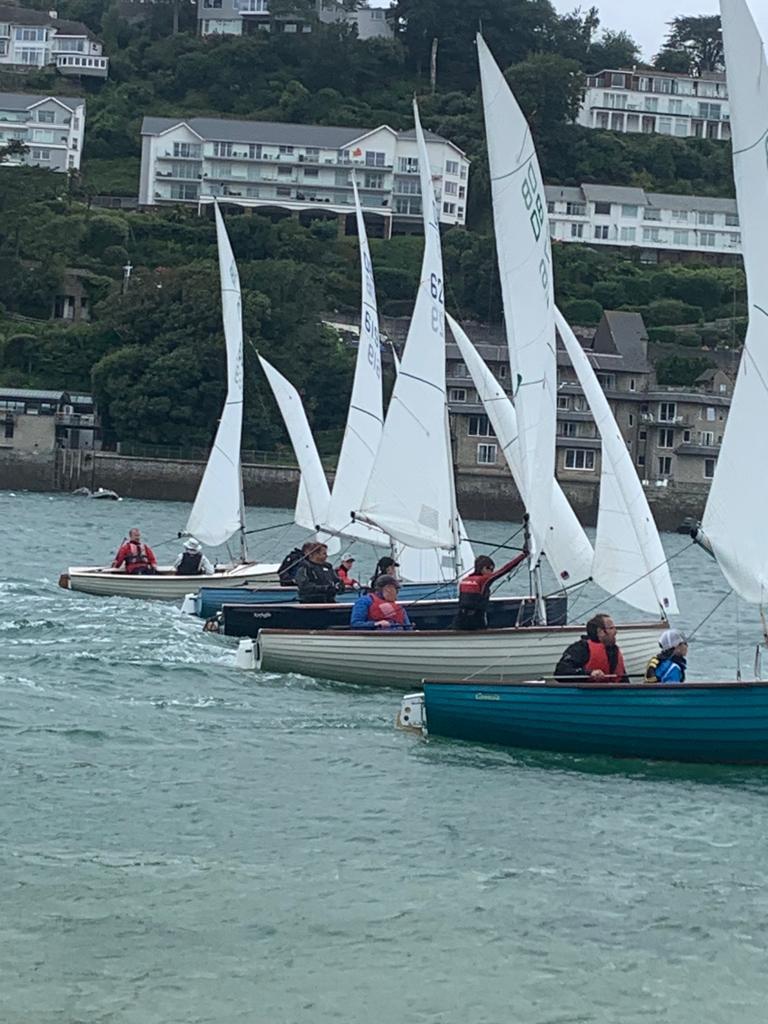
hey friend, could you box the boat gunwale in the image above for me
[423,678,768,691]
[256,621,667,640]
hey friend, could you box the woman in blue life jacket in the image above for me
[645,628,688,683]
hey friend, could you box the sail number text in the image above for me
[364,309,382,378]
[430,272,444,334]
[521,161,550,306]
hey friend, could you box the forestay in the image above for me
[447,314,594,587]
[357,101,457,552]
[702,0,768,604]
[555,308,678,615]
[185,202,246,549]
[477,34,556,564]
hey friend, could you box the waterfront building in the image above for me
[545,183,740,265]
[198,0,392,40]
[578,68,730,140]
[0,92,85,172]
[0,388,98,452]
[0,5,108,78]
[139,115,469,234]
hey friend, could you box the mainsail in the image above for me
[555,308,678,615]
[185,202,246,551]
[701,0,768,604]
[477,33,557,564]
[357,100,459,554]
[447,314,594,587]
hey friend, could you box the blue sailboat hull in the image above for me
[421,680,768,764]
[221,595,568,637]
[194,581,458,619]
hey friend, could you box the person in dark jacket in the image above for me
[554,613,629,682]
[277,542,311,586]
[645,628,688,683]
[174,537,214,576]
[295,543,343,604]
[370,556,399,589]
[453,550,528,630]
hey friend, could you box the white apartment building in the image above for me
[546,183,740,263]
[0,92,86,172]
[139,116,469,233]
[0,5,108,78]
[578,68,730,140]
[198,0,392,40]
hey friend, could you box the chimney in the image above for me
[49,10,58,18]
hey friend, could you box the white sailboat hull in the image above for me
[254,622,665,688]
[61,563,280,600]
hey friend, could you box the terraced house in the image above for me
[0,92,85,172]
[0,5,108,77]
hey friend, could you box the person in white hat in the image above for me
[335,553,360,592]
[174,537,214,576]
[645,628,688,684]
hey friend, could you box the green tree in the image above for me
[586,30,641,73]
[655,15,723,74]
[506,53,584,135]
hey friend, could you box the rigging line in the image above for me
[686,587,733,643]
[566,540,695,626]
[243,519,296,537]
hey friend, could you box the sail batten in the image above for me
[185,202,246,549]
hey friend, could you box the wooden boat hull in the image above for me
[194,580,461,619]
[419,679,768,764]
[254,621,662,688]
[60,563,280,600]
[222,594,565,637]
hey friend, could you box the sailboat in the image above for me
[59,202,280,600]
[398,2,768,765]
[239,96,665,681]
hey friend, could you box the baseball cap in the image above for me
[375,574,401,590]
[659,628,687,649]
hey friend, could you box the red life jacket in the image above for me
[368,592,406,625]
[122,541,152,573]
[585,639,626,681]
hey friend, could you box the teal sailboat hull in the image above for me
[420,680,768,764]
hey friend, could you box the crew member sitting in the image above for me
[174,537,214,576]
[350,574,413,630]
[369,556,399,589]
[335,554,359,591]
[645,628,688,683]
[295,542,343,603]
[554,613,628,682]
[112,528,158,575]
[453,549,528,631]
[277,543,309,586]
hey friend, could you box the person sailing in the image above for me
[277,542,310,586]
[554,613,629,682]
[174,537,214,576]
[335,554,360,591]
[645,629,688,684]
[350,575,413,630]
[112,528,158,575]
[453,549,528,631]
[370,556,399,589]
[295,542,344,604]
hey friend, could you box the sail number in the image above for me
[430,272,444,334]
[521,163,545,243]
[364,309,381,378]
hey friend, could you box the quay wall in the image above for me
[0,450,708,531]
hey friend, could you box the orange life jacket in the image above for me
[585,639,626,681]
[368,592,407,625]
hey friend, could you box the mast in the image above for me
[238,455,248,563]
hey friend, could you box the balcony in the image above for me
[55,53,109,77]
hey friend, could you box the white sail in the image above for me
[185,202,246,549]
[447,314,594,587]
[477,34,556,564]
[258,355,331,533]
[555,308,678,615]
[357,101,456,552]
[702,0,768,604]
[324,176,385,537]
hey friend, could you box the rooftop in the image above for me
[0,4,95,38]
[0,91,85,112]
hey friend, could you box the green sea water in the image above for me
[2,490,767,1024]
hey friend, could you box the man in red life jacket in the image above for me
[453,550,529,630]
[350,575,413,630]
[112,528,158,575]
[554,613,629,682]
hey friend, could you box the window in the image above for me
[637,454,645,467]
[668,99,682,113]
[628,413,634,426]
[725,212,739,226]
[36,110,55,123]
[443,202,456,216]
[700,231,716,247]
[278,165,292,176]
[672,209,689,222]
[565,449,595,471]
[4,415,13,439]
[558,421,578,437]
[566,202,586,216]
[642,227,661,243]
[698,210,715,225]
[629,378,636,392]
[449,388,467,403]
[303,167,318,178]
[658,117,673,135]
[477,443,497,465]
[701,430,714,446]
[658,402,676,422]
[594,226,609,240]
[644,97,659,112]
[365,151,385,167]
[15,27,46,40]
[279,145,294,155]
[621,204,638,217]
[276,186,291,196]
[594,201,611,215]
[620,227,636,242]
[673,230,689,245]
[698,102,721,120]
[643,208,661,221]
[658,456,672,476]
[397,156,418,174]
[304,146,319,162]
[444,180,458,196]
[704,458,716,479]
[173,142,201,158]
[611,73,625,87]
[706,406,716,421]
[169,183,199,200]
[212,141,232,157]
[468,415,494,437]
[639,429,647,441]
[570,223,584,239]
[445,159,459,175]
[31,148,50,161]
[596,373,615,390]
[557,395,570,411]
[658,427,674,448]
